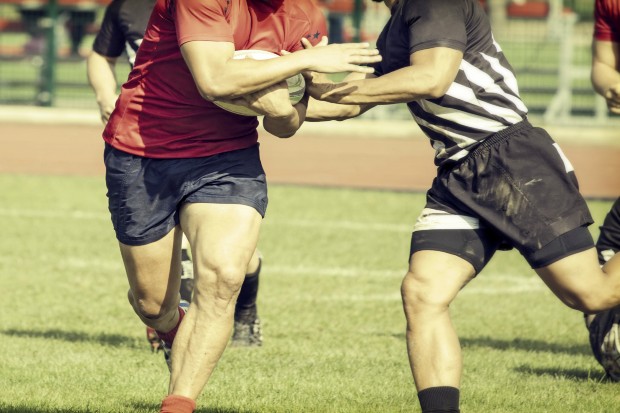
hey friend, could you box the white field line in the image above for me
[1,208,543,296]
[258,266,545,297]
[54,258,543,298]
[4,253,542,298]
[0,208,108,221]
[0,207,412,233]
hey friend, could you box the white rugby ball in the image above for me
[213,49,306,116]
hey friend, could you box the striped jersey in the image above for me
[373,0,528,166]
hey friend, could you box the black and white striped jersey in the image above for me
[373,0,528,166]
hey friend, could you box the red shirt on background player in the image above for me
[592,0,620,113]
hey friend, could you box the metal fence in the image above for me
[0,0,615,125]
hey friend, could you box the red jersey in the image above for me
[103,0,327,158]
[594,0,620,42]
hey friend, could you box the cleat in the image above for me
[231,317,263,347]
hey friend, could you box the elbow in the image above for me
[275,131,296,139]
[265,126,297,139]
[425,81,451,99]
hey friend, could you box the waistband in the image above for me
[469,119,533,157]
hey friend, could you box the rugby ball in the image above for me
[213,49,306,116]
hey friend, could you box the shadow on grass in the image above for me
[459,336,591,356]
[132,401,257,413]
[0,327,140,348]
[513,365,610,382]
[0,402,257,413]
[390,333,590,356]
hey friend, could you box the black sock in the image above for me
[417,386,460,413]
[235,259,261,323]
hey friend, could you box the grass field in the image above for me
[0,174,618,412]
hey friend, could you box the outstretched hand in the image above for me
[284,38,340,101]
[299,36,381,74]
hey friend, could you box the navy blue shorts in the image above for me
[410,120,594,272]
[104,144,268,246]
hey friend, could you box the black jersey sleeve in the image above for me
[404,0,467,54]
[92,0,126,58]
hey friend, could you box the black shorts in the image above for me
[410,120,594,272]
[104,144,268,246]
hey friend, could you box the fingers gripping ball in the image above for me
[213,50,306,116]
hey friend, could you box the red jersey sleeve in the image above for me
[174,0,233,45]
[594,0,620,42]
[287,1,328,52]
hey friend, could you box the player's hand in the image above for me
[299,36,381,74]
[97,95,117,124]
[604,83,620,115]
[291,38,338,101]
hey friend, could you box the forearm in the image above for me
[305,97,367,121]
[317,68,439,105]
[314,47,461,105]
[592,62,620,96]
[86,52,118,104]
[209,56,314,99]
[182,42,315,101]
[181,40,380,102]
[591,39,620,96]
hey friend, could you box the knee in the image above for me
[400,272,450,316]
[127,289,177,320]
[194,261,245,301]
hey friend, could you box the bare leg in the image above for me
[536,248,620,313]
[121,227,184,333]
[401,250,476,391]
[169,202,262,399]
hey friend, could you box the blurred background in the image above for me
[0,0,617,127]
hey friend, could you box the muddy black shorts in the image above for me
[410,120,594,272]
[104,144,268,246]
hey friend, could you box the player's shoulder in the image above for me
[287,0,324,21]
[595,0,620,19]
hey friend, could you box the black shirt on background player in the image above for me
[92,0,157,67]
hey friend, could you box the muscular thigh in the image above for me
[410,208,502,275]
[105,143,267,247]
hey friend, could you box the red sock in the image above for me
[160,394,196,413]
[156,306,186,347]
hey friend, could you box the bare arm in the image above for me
[179,39,381,102]
[86,52,118,123]
[591,38,620,114]
[306,47,463,105]
[263,93,309,138]
[86,51,119,124]
[305,72,376,121]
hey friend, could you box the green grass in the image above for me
[0,174,618,412]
